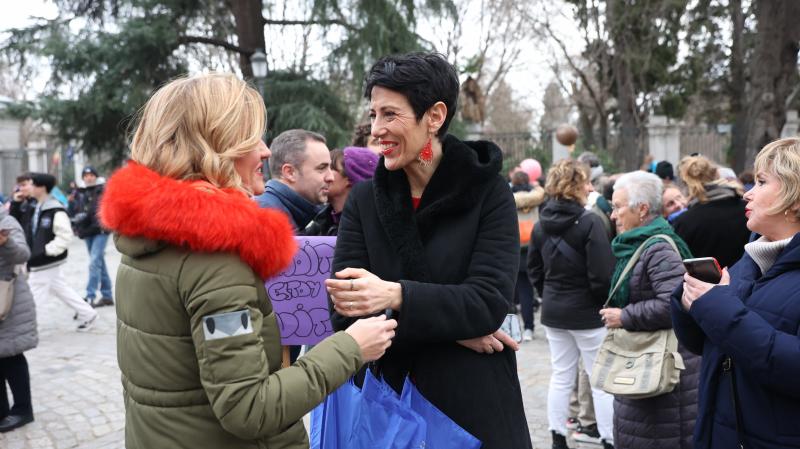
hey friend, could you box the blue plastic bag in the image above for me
[311,370,478,449]
[310,378,362,449]
[348,369,427,449]
[401,377,482,449]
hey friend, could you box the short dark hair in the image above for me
[364,52,459,138]
[655,160,675,181]
[511,171,530,186]
[30,173,56,193]
[16,173,31,183]
[269,129,327,178]
[330,148,345,174]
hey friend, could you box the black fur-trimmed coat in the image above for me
[331,134,533,449]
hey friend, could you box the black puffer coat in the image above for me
[613,241,700,449]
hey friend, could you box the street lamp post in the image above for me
[250,49,268,98]
[250,49,269,180]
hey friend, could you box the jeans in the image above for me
[544,326,614,443]
[514,271,535,330]
[84,233,113,300]
[0,353,32,417]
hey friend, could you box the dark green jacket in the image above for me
[102,162,363,449]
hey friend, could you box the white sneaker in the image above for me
[523,329,534,341]
[77,313,98,332]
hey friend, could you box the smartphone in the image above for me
[501,314,523,343]
[683,257,722,284]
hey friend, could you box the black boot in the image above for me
[0,413,34,433]
[552,430,570,449]
[602,439,614,449]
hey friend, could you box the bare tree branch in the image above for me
[262,18,356,31]
[178,35,251,55]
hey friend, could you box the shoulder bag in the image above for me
[590,234,686,399]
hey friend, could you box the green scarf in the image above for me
[608,216,693,308]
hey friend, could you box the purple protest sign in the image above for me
[265,236,336,345]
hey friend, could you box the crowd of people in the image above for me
[0,50,798,449]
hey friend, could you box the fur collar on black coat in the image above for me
[372,134,503,282]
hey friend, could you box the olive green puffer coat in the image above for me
[102,163,363,449]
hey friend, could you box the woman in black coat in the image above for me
[326,52,532,449]
[673,155,750,268]
[527,159,616,449]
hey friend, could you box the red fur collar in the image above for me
[99,162,296,279]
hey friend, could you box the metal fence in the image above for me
[679,126,730,165]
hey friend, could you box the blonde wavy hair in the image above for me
[129,72,265,192]
[545,159,590,204]
[678,155,719,203]
[754,137,800,218]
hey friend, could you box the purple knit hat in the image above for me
[343,146,380,184]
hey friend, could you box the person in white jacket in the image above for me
[16,173,97,331]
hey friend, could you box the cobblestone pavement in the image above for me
[1,238,595,449]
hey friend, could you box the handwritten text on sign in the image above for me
[265,236,336,345]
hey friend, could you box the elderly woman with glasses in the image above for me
[601,171,700,449]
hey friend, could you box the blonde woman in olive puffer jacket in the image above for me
[100,73,396,449]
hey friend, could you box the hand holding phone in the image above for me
[683,257,722,284]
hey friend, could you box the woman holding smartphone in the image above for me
[672,137,800,449]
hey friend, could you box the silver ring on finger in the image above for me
[348,301,354,310]
[350,279,354,291]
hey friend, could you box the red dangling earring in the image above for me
[418,137,433,166]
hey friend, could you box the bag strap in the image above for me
[724,356,746,449]
[549,236,583,267]
[546,210,594,268]
[605,234,681,307]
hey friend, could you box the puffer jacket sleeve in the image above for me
[0,215,30,265]
[670,287,705,356]
[393,177,517,342]
[44,211,73,256]
[181,257,363,440]
[621,242,684,331]
[690,283,800,398]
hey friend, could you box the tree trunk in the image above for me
[729,0,748,172]
[577,106,597,151]
[609,0,642,171]
[743,0,800,170]
[228,0,266,79]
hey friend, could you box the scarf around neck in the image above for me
[609,216,693,307]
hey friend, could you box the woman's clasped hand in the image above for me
[325,268,403,316]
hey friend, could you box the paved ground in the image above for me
[1,238,595,449]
